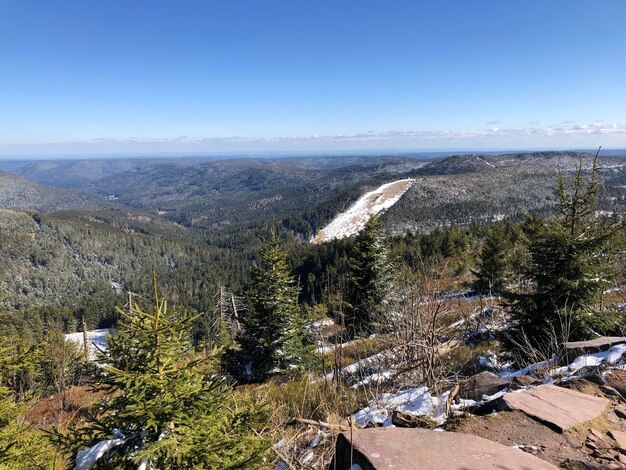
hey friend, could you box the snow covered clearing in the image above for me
[476,156,496,168]
[65,328,110,361]
[311,179,414,243]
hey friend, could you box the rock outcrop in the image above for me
[331,427,558,469]
[502,384,609,432]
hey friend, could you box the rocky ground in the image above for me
[333,343,626,469]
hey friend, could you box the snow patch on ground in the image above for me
[65,328,110,360]
[316,336,377,356]
[353,385,448,427]
[568,343,626,372]
[312,179,414,243]
[497,342,626,381]
[325,349,396,383]
[352,341,626,429]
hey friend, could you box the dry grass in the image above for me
[23,385,106,432]
[245,376,368,469]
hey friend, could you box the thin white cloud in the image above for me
[2,121,626,156]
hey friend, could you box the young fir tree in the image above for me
[472,227,509,295]
[0,386,62,469]
[69,276,269,469]
[0,337,62,469]
[225,230,307,383]
[345,215,392,337]
[507,152,622,350]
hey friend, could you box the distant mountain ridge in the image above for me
[0,171,103,212]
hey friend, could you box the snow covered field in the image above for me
[65,328,110,361]
[311,179,414,243]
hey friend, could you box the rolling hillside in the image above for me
[0,171,103,212]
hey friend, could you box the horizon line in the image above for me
[0,146,624,162]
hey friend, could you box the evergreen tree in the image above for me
[507,154,622,350]
[0,386,61,469]
[39,330,83,409]
[0,334,63,469]
[472,227,509,295]
[225,230,307,383]
[0,335,40,399]
[345,215,392,337]
[69,276,269,469]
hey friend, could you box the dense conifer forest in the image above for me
[1,151,626,468]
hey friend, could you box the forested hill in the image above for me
[382,151,626,232]
[415,151,602,175]
[12,156,427,238]
[0,171,103,212]
[2,150,626,334]
[0,207,252,334]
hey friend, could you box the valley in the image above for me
[2,150,626,469]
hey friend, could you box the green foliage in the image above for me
[226,231,308,383]
[0,334,71,469]
[507,155,622,349]
[0,386,62,469]
[345,215,393,336]
[0,335,40,399]
[69,278,270,469]
[472,227,510,295]
[39,330,84,403]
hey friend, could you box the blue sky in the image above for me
[1,0,625,156]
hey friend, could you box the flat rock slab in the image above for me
[564,336,626,364]
[332,427,557,469]
[565,336,626,349]
[609,430,626,452]
[502,384,609,432]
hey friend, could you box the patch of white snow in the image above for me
[65,328,110,361]
[312,179,414,243]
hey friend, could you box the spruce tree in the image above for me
[345,215,392,337]
[225,230,307,383]
[0,336,62,469]
[0,386,61,469]
[70,276,269,469]
[472,227,509,295]
[507,153,622,350]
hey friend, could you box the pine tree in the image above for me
[225,230,307,383]
[345,215,392,337]
[69,275,270,469]
[507,153,622,350]
[472,227,509,295]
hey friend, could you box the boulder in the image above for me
[510,375,540,390]
[564,336,626,364]
[331,427,557,469]
[502,384,609,432]
[605,369,626,400]
[458,371,507,401]
[614,404,626,420]
[391,410,438,429]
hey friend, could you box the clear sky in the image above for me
[1,0,625,156]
